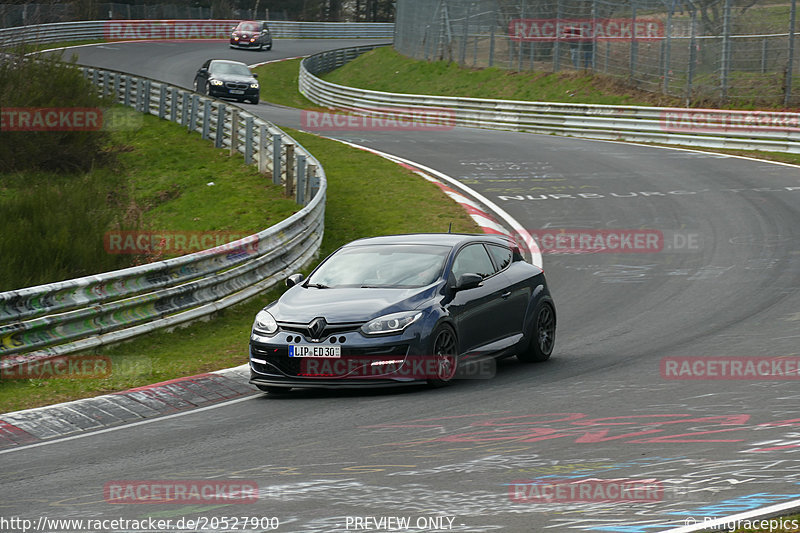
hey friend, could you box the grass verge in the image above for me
[253,58,325,110]
[0,126,479,413]
[0,112,299,290]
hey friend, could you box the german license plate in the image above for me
[230,90,245,95]
[289,345,341,358]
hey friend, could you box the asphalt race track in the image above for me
[3,39,800,532]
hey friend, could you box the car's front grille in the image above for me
[225,82,249,89]
[278,322,364,339]
[251,344,409,378]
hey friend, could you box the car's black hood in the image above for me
[268,285,440,324]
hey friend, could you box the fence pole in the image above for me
[258,124,268,175]
[229,108,239,157]
[554,0,562,71]
[629,2,637,84]
[761,38,768,74]
[460,2,469,65]
[687,7,697,105]
[272,134,282,185]
[488,7,496,67]
[285,143,295,197]
[296,154,307,205]
[662,3,673,94]
[517,1,525,71]
[720,0,732,102]
[215,104,225,148]
[245,116,254,165]
[786,0,797,106]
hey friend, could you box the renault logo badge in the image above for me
[308,317,327,340]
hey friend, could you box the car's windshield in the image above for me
[235,22,260,32]
[209,62,252,77]
[307,244,450,288]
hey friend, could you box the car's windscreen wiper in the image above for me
[306,282,330,289]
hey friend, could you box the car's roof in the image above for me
[343,233,516,249]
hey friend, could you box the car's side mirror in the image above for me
[286,273,304,288]
[252,73,258,78]
[454,273,483,291]
[199,67,208,73]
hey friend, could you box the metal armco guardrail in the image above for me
[299,45,800,154]
[0,19,394,47]
[0,65,327,367]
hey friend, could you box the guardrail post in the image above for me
[202,100,211,139]
[215,104,225,148]
[189,94,199,132]
[138,79,145,112]
[143,80,152,113]
[258,124,269,175]
[113,73,120,103]
[159,85,167,119]
[92,69,99,89]
[181,92,189,127]
[170,88,178,123]
[296,154,307,205]
[103,71,111,97]
[245,116,254,165]
[308,162,319,198]
[285,143,295,196]
[123,76,131,107]
[272,134,282,185]
[230,109,239,156]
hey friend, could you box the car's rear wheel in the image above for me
[427,324,458,387]
[256,385,291,394]
[518,301,556,363]
[265,42,272,50]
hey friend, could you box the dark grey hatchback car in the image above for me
[249,234,556,393]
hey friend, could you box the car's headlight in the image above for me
[254,310,278,334]
[361,311,422,336]
[250,82,259,88]
[210,79,224,86]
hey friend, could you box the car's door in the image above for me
[195,60,211,88]
[447,243,513,355]
[487,244,530,339]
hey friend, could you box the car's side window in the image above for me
[487,244,512,272]
[452,244,496,280]
[202,60,210,69]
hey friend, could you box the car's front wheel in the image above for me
[205,81,211,96]
[427,324,458,387]
[518,301,556,363]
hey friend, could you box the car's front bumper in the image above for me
[248,327,431,389]
[207,85,259,101]
[230,39,261,48]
